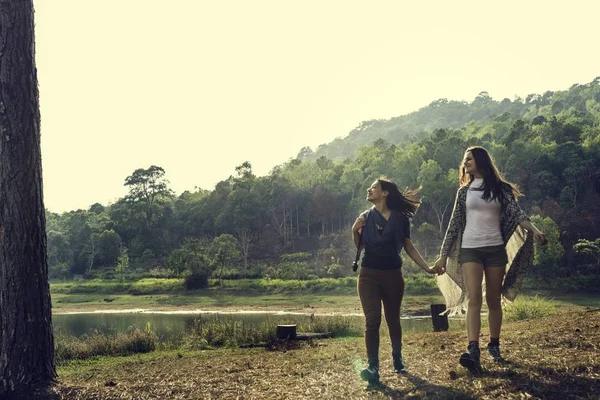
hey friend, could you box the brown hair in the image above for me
[459,146,522,200]
[377,177,420,217]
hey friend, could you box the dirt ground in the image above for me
[45,308,600,399]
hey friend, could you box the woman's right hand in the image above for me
[434,257,447,274]
[352,214,366,233]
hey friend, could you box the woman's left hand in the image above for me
[426,265,445,275]
[534,230,548,246]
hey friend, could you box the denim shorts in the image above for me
[459,245,508,267]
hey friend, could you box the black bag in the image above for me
[352,211,366,272]
[352,244,362,272]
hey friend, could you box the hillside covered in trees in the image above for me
[47,78,600,287]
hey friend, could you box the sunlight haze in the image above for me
[34,0,600,212]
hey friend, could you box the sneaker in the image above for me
[393,355,407,374]
[487,343,504,362]
[360,363,380,383]
[459,343,482,374]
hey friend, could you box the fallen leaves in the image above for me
[51,310,600,399]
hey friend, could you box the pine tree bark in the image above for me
[0,0,56,394]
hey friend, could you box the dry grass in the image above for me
[47,309,600,399]
[55,327,159,362]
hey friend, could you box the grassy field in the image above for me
[51,277,600,318]
[50,276,439,296]
[50,308,600,399]
[51,277,443,315]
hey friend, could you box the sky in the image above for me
[34,0,600,213]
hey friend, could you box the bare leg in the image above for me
[462,262,484,342]
[484,266,505,340]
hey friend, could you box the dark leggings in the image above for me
[357,267,405,362]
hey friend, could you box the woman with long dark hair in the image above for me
[435,146,547,374]
[352,177,441,384]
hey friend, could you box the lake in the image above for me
[53,311,439,340]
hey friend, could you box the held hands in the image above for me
[433,257,447,275]
[352,214,366,233]
[425,266,439,275]
[425,261,446,276]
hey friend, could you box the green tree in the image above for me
[392,143,426,189]
[47,230,73,269]
[530,215,563,272]
[418,160,457,233]
[167,239,210,276]
[235,228,255,270]
[278,252,312,280]
[109,198,147,247]
[339,164,365,206]
[167,239,215,288]
[432,133,468,171]
[97,229,122,267]
[327,263,345,278]
[116,247,129,282]
[63,210,112,273]
[573,238,600,275]
[89,202,106,214]
[296,146,314,159]
[48,262,70,281]
[311,185,338,235]
[211,234,242,287]
[124,165,174,228]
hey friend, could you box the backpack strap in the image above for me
[353,210,370,271]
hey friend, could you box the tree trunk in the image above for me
[430,304,449,332]
[86,235,98,273]
[276,324,297,340]
[296,205,299,238]
[235,228,252,270]
[285,206,289,244]
[0,0,56,394]
[306,213,310,237]
[432,206,443,234]
[287,206,292,243]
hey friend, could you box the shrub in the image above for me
[404,275,438,294]
[182,315,361,350]
[144,267,179,279]
[276,261,311,280]
[184,271,210,290]
[123,327,159,353]
[49,262,70,281]
[327,263,345,278]
[280,252,311,263]
[504,295,557,321]
[264,266,278,279]
[55,327,158,362]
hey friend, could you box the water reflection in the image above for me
[53,312,436,340]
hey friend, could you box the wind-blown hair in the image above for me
[459,146,522,201]
[377,177,420,217]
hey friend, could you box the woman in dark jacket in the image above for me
[352,177,441,384]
